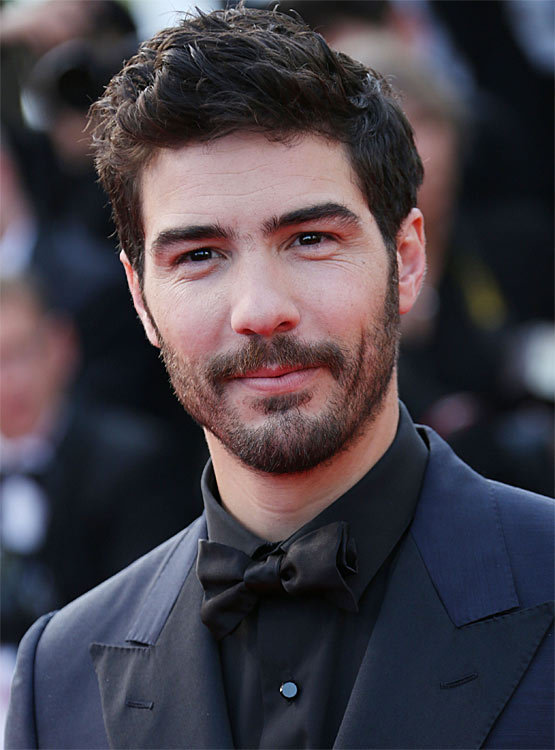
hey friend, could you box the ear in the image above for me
[120,251,160,348]
[396,208,426,316]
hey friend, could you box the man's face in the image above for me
[127,133,420,474]
[0,296,74,439]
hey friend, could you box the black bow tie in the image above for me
[196,520,359,640]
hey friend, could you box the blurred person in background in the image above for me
[0,275,203,650]
[430,0,554,324]
[1,0,137,124]
[0,128,176,420]
[0,0,138,245]
[418,0,555,495]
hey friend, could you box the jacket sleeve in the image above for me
[4,612,57,750]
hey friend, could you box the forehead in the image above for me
[139,133,368,243]
[0,292,40,320]
[0,296,43,343]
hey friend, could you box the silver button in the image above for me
[280,681,298,700]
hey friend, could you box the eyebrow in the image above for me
[262,202,362,234]
[149,223,234,256]
[148,202,361,257]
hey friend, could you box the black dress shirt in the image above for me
[201,403,429,749]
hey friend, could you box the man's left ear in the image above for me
[396,208,426,315]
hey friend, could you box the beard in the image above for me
[152,268,400,475]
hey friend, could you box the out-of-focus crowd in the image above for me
[0,0,553,730]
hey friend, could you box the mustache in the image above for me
[206,335,347,384]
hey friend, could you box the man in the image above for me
[6,6,553,749]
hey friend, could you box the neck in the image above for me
[205,387,400,542]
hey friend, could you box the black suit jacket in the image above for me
[5,428,554,749]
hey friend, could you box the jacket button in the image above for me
[280,681,298,700]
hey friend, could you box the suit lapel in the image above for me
[335,533,553,749]
[90,516,234,749]
[410,427,520,625]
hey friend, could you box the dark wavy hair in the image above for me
[88,4,423,275]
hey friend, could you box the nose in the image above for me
[230,261,301,337]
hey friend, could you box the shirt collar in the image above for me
[202,402,429,603]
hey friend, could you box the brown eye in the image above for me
[177,248,219,264]
[188,249,214,261]
[297,232,323,245]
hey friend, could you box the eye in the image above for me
[176,248,221,264]
[290,231,338,253]
[295,232,327,246]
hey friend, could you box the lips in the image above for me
[238,364,311,379]
[230,364,320,394]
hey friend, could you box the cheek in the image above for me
[303,271,384,341]
[145,280,229,358]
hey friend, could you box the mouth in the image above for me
[230,364,321,394]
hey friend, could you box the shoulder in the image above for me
[16,514,205,673]
[488,479,554,606]
[39,515,205,651]
[415,426,553,615]
[489,476,554,524]
[5,516,206,747]
[422,423,553,528]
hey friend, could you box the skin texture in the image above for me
[123,133,426,540]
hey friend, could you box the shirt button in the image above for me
[280,681,298,700]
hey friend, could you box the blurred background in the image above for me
[0,0,553,736]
